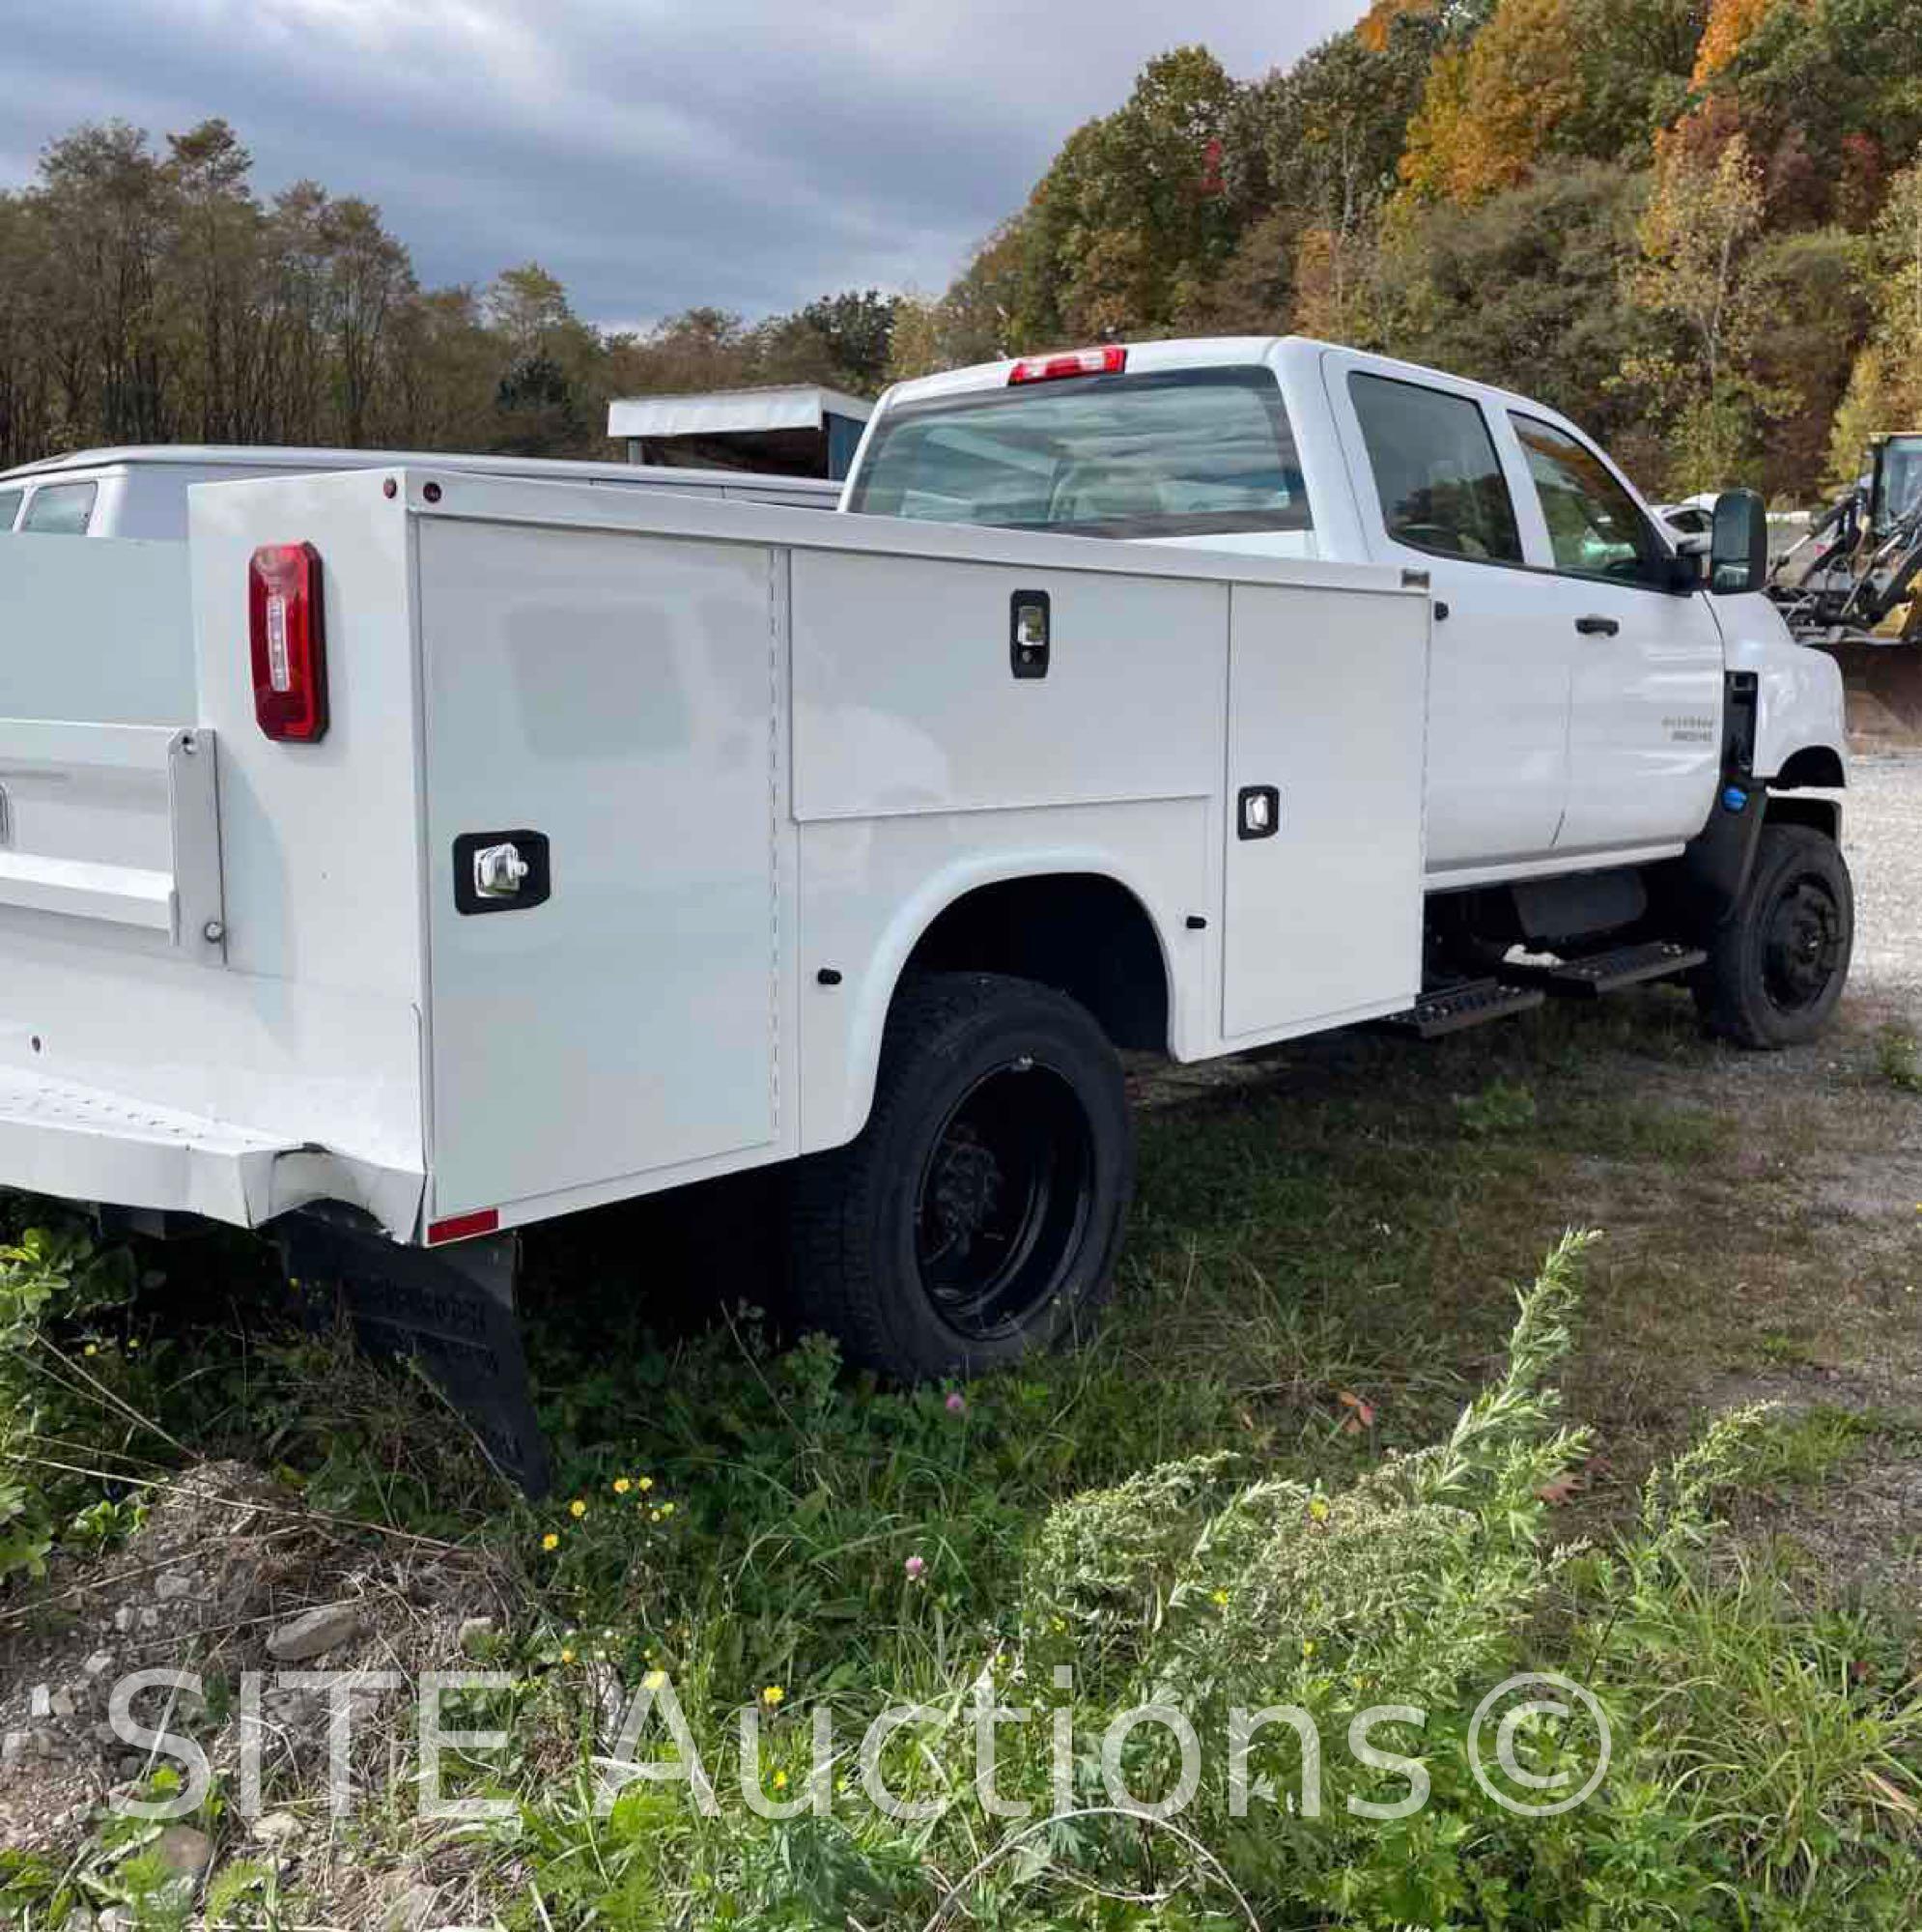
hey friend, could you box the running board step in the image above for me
[1380,979,1547,1039]
[1502,940,1707,999]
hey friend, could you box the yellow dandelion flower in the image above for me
[83,1344,98,1358]
[761,1685,784,1709]
[660,1501,675,1518]
[569,1498,587,1519]
[613,1477,632,1495]
[773,1770,788,1791]
[1308,1496,1331,1524]
[1211,1589,1230,1607]
[642,1669,666,1691]
[560,1647,576,1664]
[1301,1638,1316,1658]
[541,1532,560,1551]
[638,1476,655,1492]
[127,1339,140,1351]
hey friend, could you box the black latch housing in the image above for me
[1010,590,1051,679]
[454,830,551,916]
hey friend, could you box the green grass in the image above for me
[2,990,1920,1927]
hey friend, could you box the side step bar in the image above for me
[1502,940,1707,999]
[1381,939,1707,1041]
[1380,979,1546,1040]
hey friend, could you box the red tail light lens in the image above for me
[248,543,328,742]
[1007,345,1127,384]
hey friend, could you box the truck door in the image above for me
[1498,412,1723,854]
[1322,354,1571,876]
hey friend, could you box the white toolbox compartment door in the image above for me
[1222,582,1427,1039]
[418,520,781,1220]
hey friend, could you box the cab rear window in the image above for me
[848,367,1311,540]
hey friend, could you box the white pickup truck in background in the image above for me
[0,442,835,540]
[0,335,1851,1486]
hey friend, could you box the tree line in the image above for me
[892,0,1922,501]
[10,3,1922,500]
[0,118,901,470]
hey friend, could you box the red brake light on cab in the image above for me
[1007,345,1127,385]
[248,542,328,742]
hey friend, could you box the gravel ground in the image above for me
[1837,748,1922,1020]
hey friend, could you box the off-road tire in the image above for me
[787,971,1134,1379]
[1694,822,1853,1048]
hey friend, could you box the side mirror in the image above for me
[1709,489,1768,595]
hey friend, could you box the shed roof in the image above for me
[607,384,872,440]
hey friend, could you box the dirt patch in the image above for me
[0,1460,506,1862]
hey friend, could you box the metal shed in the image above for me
[608,384,873,480]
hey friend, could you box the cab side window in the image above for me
[1349,372,1522,565]
[20,481,97,535]
[0,489,21,532]
[1510,414,1659,584]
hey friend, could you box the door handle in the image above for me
[1574,614,1621,638]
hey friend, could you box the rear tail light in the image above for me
[1007,345,1127,384]
[248,543,328,742]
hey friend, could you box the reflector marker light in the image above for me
[1007,345,1127,384]
[427,1208,500,1245]
[247,542,328,742]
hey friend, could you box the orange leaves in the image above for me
[1356,0,1442,55]
[1690,0,1812,89]
[1396,0,1582,207]
[1336,1389,1377,1435]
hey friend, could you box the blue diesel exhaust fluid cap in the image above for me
[1722,785,1750,813]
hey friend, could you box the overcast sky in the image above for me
[2,0,1362,328]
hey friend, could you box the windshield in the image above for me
[1881,440,1922,531]
[848,366,1311,541]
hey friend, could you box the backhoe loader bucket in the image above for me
[1829,636,1922,741]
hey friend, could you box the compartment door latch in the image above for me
[454,830,551,915]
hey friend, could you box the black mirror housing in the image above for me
[1710,489,1768,595]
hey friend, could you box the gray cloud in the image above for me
[4,0,1361,325]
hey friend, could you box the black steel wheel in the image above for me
[1696,822,1853,1047]
[915,1063,1095,1340]
[787,972,1134,1378]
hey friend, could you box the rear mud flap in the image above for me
[276,1212,551,1497]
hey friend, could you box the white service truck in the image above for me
[0,336,1851,1484]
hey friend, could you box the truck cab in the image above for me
[844,334,1846,891]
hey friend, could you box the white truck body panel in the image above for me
[0,464,1427,1238]
[1,538,195,725]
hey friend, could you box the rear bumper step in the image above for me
[1503,940,1707,999]
[0,1065,422,1236]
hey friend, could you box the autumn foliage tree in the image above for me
[1398,0,1583,204]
